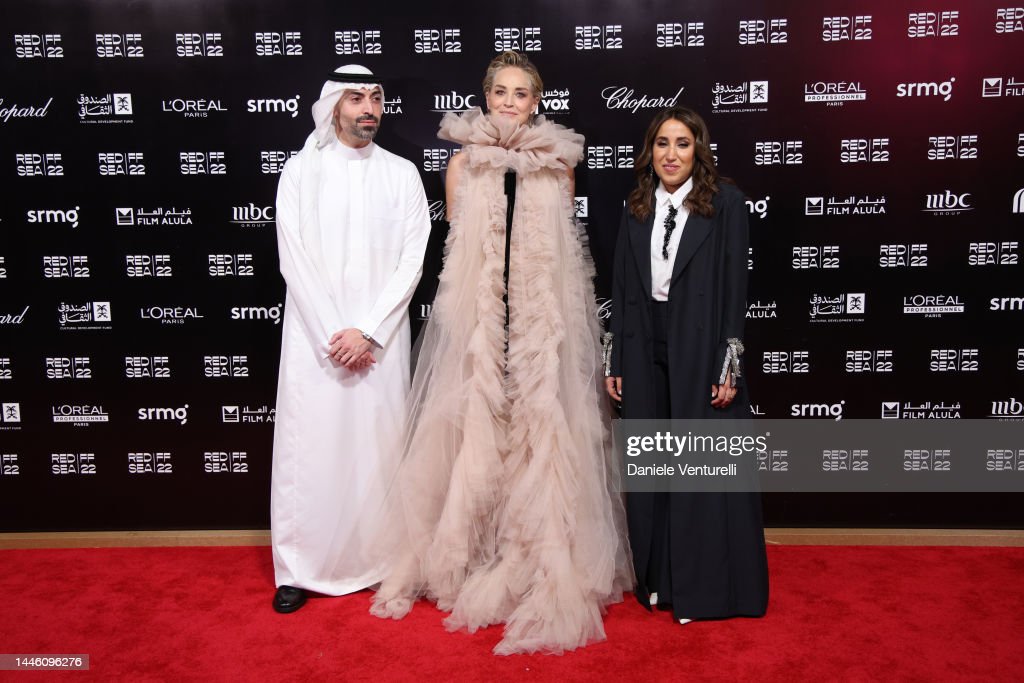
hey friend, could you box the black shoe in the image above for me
[273,585,307,614]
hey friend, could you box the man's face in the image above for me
[332,87,383,147]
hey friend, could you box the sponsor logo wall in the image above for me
[1,0,1022,530]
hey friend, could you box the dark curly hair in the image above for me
[627,107,721,221]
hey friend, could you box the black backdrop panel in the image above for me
[1,1,1022,530]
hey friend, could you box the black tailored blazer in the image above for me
[608,182,750,420]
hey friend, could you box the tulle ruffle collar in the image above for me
[438,107,583,174]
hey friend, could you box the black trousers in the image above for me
[629,301,769,619]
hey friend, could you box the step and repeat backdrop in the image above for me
[1,1,1022,530]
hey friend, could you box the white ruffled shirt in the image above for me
[650,177,693,301]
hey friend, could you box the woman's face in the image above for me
[651,118,696,194]
[486,67,539,126]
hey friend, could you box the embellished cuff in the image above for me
[602,332,614,377]
[718,337,744,386]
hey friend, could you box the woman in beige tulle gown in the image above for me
[369,51,632,655]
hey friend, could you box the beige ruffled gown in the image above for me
[370,108,632,655]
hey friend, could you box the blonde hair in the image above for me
[482,50,543,98]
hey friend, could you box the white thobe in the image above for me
[271,136,431,595]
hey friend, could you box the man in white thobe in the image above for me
[270,65,431,613]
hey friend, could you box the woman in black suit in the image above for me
[605,106,768,625]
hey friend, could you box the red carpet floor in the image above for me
[1,545,1022,681]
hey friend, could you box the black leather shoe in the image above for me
[273,585,307,613]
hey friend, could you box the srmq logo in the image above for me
[791,400,845,420]
[246,95,301,118]
[896,77,956,101]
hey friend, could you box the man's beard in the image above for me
[349,115,379,140]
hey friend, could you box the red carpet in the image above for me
[1,545,1022,681]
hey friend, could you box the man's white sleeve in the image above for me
[355,167,431,347]
[276,158,343,358]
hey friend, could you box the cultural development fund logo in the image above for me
[574,197,588,218]
[711,81,768,113]
[57,301,112,329]
[804,81,866,105]
[431,92,476,113]
[923,190,972,215]
[231,204,274,228]
[78,93,133,123]
[246,95,301,118]
[52,404,109,426]
[601,85,684,113]
[809,293,865,322]
[1,403,21,429]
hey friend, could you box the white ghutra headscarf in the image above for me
[311,64,383,148]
